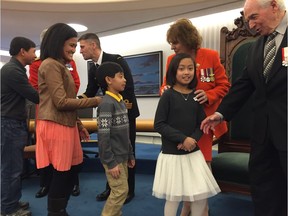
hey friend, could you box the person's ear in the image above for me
[271,0,277,10]
[105,76,112,85]
[91,41,98,49]
[20,48,26,56]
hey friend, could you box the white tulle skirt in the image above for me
[152,150,221,202]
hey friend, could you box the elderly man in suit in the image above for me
[78,33,140,204]
[201,0,287,216]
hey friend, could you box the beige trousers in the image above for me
[101,162,129,216]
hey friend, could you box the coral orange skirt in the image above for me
[36,120,83,171]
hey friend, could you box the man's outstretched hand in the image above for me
[201,113,222,134]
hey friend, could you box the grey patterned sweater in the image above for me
[97,91,134,169]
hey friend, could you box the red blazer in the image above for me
[29,58,80,94]
[160,48,231,138]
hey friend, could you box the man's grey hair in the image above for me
[258,0,286,10]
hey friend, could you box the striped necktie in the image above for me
[263,31,278,80]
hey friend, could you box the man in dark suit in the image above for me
[78,33,140,204]
[201,0,287,216]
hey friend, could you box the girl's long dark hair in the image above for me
[166,53,197,89]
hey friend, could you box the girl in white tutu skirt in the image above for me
[153,53,220,216]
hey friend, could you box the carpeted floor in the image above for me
[21,143,254,216]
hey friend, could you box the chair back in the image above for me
[219,11,259,152]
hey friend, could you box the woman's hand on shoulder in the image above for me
[94,96,103,105]
[194,89,208,104]
[160,85,171,96]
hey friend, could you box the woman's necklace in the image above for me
[181,93,190,101]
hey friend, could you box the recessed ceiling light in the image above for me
[67,23,88,32]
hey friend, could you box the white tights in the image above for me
[167,199,208,216]
[190,199,208,216]
[164,200,180,216]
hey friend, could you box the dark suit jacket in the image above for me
[82,52,140,120]
[218,28,287,151]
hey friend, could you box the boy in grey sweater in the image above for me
[96,62,135,216]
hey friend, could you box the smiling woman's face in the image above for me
[63,37,77,62]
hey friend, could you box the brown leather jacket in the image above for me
[37,58,100,129]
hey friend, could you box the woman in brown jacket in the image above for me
[36,23,101,216]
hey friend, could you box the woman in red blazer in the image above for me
[29,58,80,93]
[160,18,230,216]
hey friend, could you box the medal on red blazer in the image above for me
[208,68,215,82]
[282,47,288,67]
[200,68,215,82]
[200,69,206,82]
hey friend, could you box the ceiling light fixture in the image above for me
[68,23,88,32]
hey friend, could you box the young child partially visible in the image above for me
[96,62,136,216]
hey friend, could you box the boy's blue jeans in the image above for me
[1,117,28,214]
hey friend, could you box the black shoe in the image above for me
[71,185,80,196]
[18,201,29,210]
[124,193,135,204]
[35,187,49,198]
[96,189,110,201]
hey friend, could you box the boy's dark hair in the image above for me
[166,53,197,89]
[96,62,124,91]
[9,37,36,56]
[40,23,77,60]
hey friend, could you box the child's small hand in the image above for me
[177,142,193,151]
[109,165,121,179]
[182,137,197,152]
[177,143,184,150]
[128,159,135,168]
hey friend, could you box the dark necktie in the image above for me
[91,63,98,83]
[91,63,99,72]
[263,31,278,80]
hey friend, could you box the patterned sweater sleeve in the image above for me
[97,102,118,169]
